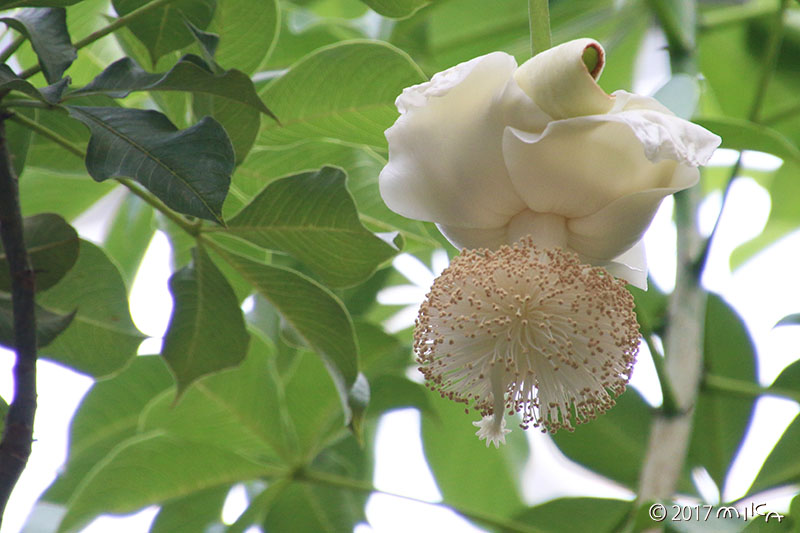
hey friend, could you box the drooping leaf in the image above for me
[694,117,800,166]
[212,247,359,424]
[258,41,425,148]
[71,54,275,119]
[102,193,155,287]
[687,294,758,491]
[36,240,144,377]
[551,388,653,490]
[0,65,68,104]
[359,0,430,18]
[226,167,397,288]
[0,8,76,83]
[111,0,216,65]
[0,213,79,293]
[66,105,234,223]
[161,247,250,396]
[0,293,74,348]
[207,0,279,75]
[56,432,278,533]
[150,485,228,533]
[508,498,631,533]
[43,355,174,504]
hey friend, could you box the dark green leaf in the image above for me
[193,92,259,165]
[102,193,155,287]
[0,8,76,83]
[0,213,79,292]
[359,0,430,18]
[0,0,83,6]
[44,355,174,503]
[751,416,800,495]
[226,167,397,288]
[20,106,89,174]
[508,498,631,533]
[694,117,800,166]
[0,65,67,104]
[0,395,6,434]
[213,247,359,424]
[687,294,758,490]
[5,108,34,176]
[182,18,219,65]
[71,54,274,118]
[367,375,434,418]
[66,106,234,223]
[56,432,277,533]
[162,247,250,396]
[421,389,527,519]
[207,0,278,75]
[111,0,216,65]
[551,389,652,489]
[37,240,144,377]
[150,485,228,533]
[0,293,74,348]
[258,41,425,148]
[776,313,800,328]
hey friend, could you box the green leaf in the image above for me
[102,193,155,287]
[193,92,259,165]
[776,313,800,328]
[20,106,89,174]
[142,333,290,460]
[421,389,527,519]
[0,8,76,83]
[111,0,216,65]
[226,167,397,288]
[36,240,144,377]
[212,247,359,424]
[0,0,83,6]
[0,65,67,104]
[208,0,279,75]
[771,359,800,394]
[0,395,6,434]
[150,486,228,533]
[56,432,277,533]
[162,247,250,396]
[551,388,652,490]
[5,108,34,176]
[694,117,800,166]
[66,106,234,223]
[366,375,434,418]
[258,41,425,148]
[750,415,800,494]
[359,0,430,18]
[0,213,79,293]
[19,168,116,220]
[71,54,275,119]
[687,294,758,491]
[43,355,174,503]
[508,498,631,533]
[0,293,74,348]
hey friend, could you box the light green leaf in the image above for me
[19,168,116,220]
[43,355,174,504]
[162,247,250,396]
[193,92,259,165]
[226,166,397,288]
[366,375,434,418]
[56,432,278,533]
[37,240,144,377]
[687,294,758,491]
[0,213,79,293]
[0,294,74,349]
[751,416,800,494]
[150,486,228,533]
[258,41,425,148]
[212,247,359,424]
[421,390,527,519]
[66,106,234,223]
[359,0,430,18]
[0,8,76,83]
[508,498,631,533]
[654,73,699,119]
[209,0,279,74]
[111,0,216,65]
[102,193,155,287]
[694,117,800,165]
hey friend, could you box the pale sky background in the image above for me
[2,27,800,533]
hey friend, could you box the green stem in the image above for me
[7,110,198,235]
[704,374,800,404]
[0,35,26,65]
[18,0,181,80]
[297,468,545,533]
[528,0,551,57]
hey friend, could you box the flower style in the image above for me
[415,237,639,446]
[379,38,721,289]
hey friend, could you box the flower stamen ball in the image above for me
[414,237,639,445]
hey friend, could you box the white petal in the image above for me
[379,52,527,228]
[504,118,681,219]
[603,240,648,290]
[514,38,613,120]
[566,164,699,261]
[436,223,508,250]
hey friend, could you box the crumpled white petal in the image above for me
[473,415,511,448]
[379,52,527,228]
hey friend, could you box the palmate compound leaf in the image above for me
[0,213,79,293]
[225,166,398,288]
[210,245,361,425]
[0,8,76,83]
[66,106,234,223]
[162,247,249,396]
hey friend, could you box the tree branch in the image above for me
[0,112,37,526]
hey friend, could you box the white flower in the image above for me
[379,38,721,289]
[414,237,639,438]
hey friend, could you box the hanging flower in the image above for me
[379,38,721,289]
[415,237,639,447]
